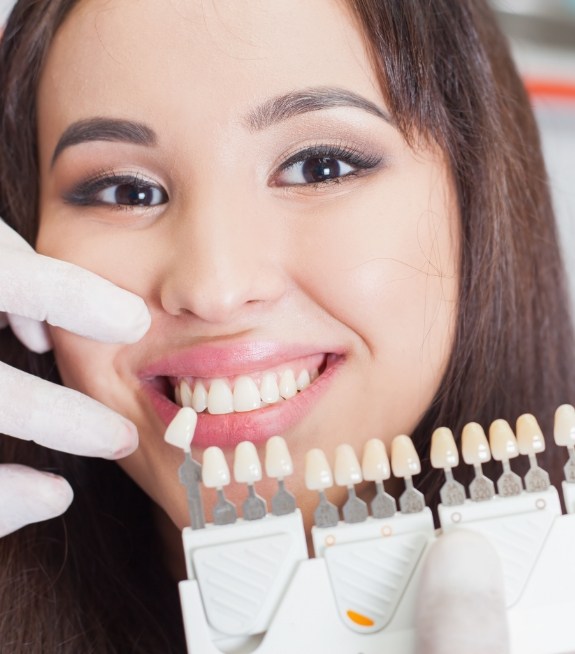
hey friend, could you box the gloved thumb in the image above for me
[415,529,509,654]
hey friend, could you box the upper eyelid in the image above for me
[276,143,382,168]
[63,171,167,205]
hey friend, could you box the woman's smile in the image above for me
[139,342,344,447]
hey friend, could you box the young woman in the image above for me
[0,0,573,651]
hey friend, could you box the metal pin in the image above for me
[516,414,550,492]
[391,435,425,513]
[489,419,523,497]
[164,407,205,529]
[431,427,466,506]
[265,436,296,516]
[334,444,368,523]
[202,447,237,525]
[234,441,267,520]
[361,438,396,518]
[305,448,339,528]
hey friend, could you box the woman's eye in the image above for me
[97,182,167,207]
[64,174,169,209]
[272,147,381,188]
[278,156,356,186]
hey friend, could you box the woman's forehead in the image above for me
[39,0,378,106]
[36,0,384,168]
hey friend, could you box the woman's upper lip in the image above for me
[138,341,339,379]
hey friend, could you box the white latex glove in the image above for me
[0,218,151,537]
[415,529,510,654]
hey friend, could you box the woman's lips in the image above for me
[138,344,343,448]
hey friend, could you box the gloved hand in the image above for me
[415,529,510,654]
[0,218,151,537]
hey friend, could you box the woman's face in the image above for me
[36,0,458,537]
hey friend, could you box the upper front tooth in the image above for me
[279,369,297,399]
[233,376,261,412]
[260,372,280,403]
[296,369,311,391]
[192,381,208,413]
[207,379,234,415]
[179,380,193,408]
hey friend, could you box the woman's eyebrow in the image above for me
[51,117,157,167]
[244,87,391,131]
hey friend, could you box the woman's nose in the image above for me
[159,196,288,324]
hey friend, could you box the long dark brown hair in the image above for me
[1,0,574,651]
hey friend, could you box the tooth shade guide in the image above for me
[179,451,206,530]
[305,449,334,491]
[305,448,339,527]
[489,419,523,497]
[265,436,296,516]
[468,470,495,502]
[461,422,495,501]
[201,447,231,489]
[233,441,267,520]
[313,490,340,528]
[390,435,425,514]
[201,449,237,526]
[361,439,396,518]
[554,404,575,446]
[430,427,459,469]
[554,405,575,482]
[515,414,550,492]
[430,427,465,506]
[333,444,368,523]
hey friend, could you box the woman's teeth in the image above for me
[173,367,319,415]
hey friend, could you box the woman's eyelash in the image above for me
[63,172,168,208]
[272,144,383,187]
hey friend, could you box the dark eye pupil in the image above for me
[115,183,154,205]
[302,157,341,183]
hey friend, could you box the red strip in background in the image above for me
[525,78,575,101]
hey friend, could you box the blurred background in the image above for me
[0,0,573,302]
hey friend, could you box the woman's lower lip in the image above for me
[141,359,341,448]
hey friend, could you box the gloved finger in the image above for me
[0,219,150,344]
[7,313,52,353]
[0,361,138,459]
[415,529,510,654]
[0,248,151,343]
[0,464,73,538]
